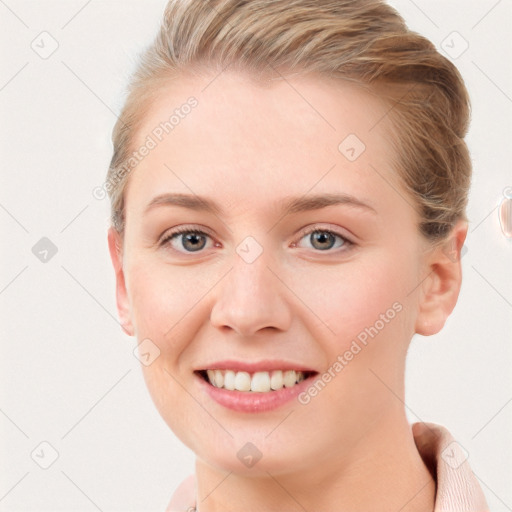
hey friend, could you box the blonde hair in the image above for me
[106,0,471,247]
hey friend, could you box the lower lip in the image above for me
[195,372,317,413]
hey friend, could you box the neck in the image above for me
[194,413,436,512]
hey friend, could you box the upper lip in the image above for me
[194,359,318,373]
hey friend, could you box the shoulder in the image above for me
[412,422,490,512]
[165,473,196,512]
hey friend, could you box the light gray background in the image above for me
[0,0,510,510]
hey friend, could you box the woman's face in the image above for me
[110,70,433,475]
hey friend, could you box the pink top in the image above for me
[166,422,489,511]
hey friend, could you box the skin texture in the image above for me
[108,69,468,512]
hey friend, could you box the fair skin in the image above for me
[108,69,467,512]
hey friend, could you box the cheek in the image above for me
[126,260,225,359]
[128,261,193,333]
[126,262,202,437]
[307,251,414,355]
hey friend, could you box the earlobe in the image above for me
[107,227,135,337]
[414,220,468,337]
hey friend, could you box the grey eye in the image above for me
[179,232,208,252]
[298,229,348,252]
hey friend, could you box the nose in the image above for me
[209,248,292,337]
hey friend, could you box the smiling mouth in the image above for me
[196,369,318,392]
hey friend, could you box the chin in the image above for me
[187,426,317,478]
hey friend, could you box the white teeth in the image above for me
[234,371,251,391]
[203,369,307,391]
[270,370,283,390]
[224,370,236,390]
[214,369,224,388]
[251,371,271,392]
[283,370,297,388]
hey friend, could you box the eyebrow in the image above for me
[143,192,377,217]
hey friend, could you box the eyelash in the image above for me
[159,224,355,255]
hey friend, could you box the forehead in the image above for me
[126,70,402,216]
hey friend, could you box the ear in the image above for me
[107,227,135,336]
[414,220,468,336]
